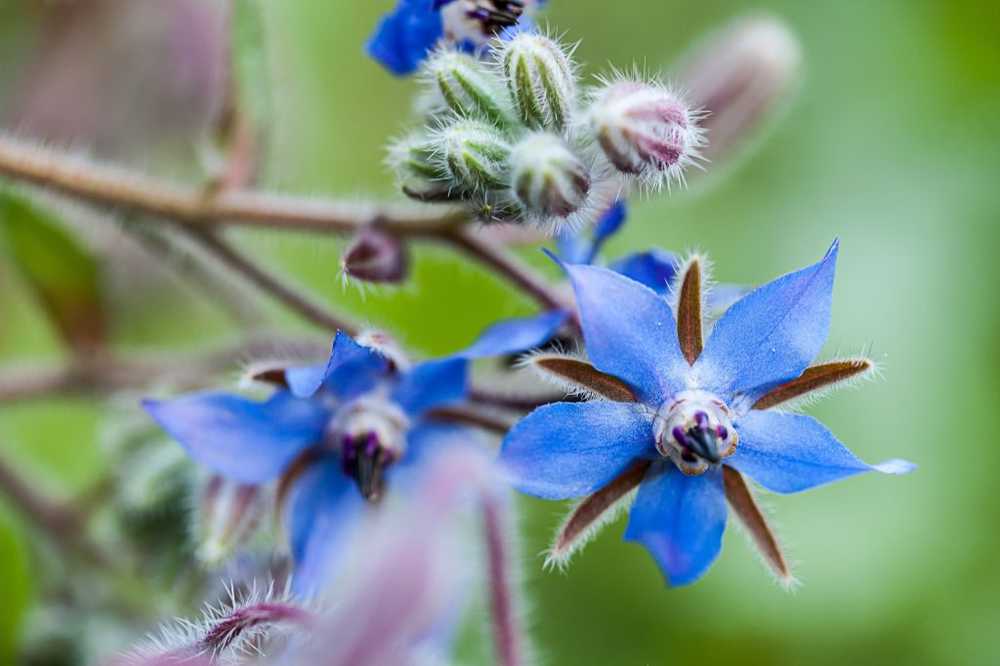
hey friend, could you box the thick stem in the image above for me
[0,134,463,235]
[482,492,524,666]
[180,226,357,334]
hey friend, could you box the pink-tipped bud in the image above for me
[588,80,703,190]
[341,228,409,285]
[674,15,802,164]
[510,132,591,222]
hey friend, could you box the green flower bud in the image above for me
[510,132,591,221]
[424,49,513,127]
[499,32,577,133]
[435,120,512,193]
[387,132,454,202]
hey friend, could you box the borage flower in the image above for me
[500,241,915,585]
[143,320,562,594]
[368,0,546,76]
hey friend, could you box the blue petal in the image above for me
[555,229,593,265]
[287,458,367,596]
[624,462,727,586]
[458,310,568,358]
[392,357,468,416]
[559,259,689,403]
[500,401,655,500]
[394,421,478,478]
[694,241,839,400]
[728,410,916,494]
[284,332,389,400]
[143,391,328,484]
[366,0,444,76]
[591,200,628,256]
[609,249,678,295]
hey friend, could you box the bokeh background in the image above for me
[1,1,999,664]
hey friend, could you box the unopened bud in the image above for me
[387,132,454,202]
[197,475,265,564]
[342,227,409,285]
[510,133,590,220]
[499,32,577,133]
[674,15,802,164]
[424,49,513,127]
[435,120,512,193]
[588,80,703,190]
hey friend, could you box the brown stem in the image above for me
[180,226,357,334]
[427,405,513,435]
[0,134,463,235]
[482,493,523,666]
[438,228,572,315]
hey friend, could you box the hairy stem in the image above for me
[180,226,357,334]
[482,492,524,666]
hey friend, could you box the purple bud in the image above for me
[674,15,802,165]
[588,79,703,191]
[341,228,409,284]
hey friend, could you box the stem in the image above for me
[0,134,464,235]
[0,334,330,403]
[482,492,524,666]
[0,453,110,566]
[441,228,569,314]
[180,226,357,334]
[469,386,579,411]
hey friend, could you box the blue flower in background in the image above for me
[500,241,915,585]
[368,0,545,75]
[143,319,562,594]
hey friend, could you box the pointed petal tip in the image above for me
[873,458,917,475]
[826,238,840,259]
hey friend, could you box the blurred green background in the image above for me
[1,1,999,664]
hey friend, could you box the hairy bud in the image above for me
[342,228,409,285]
[675,15,802,164]
[435,120,512,193]
[424,49,513,127]
[510,133,590,221]
[387,132,453,202]
[500,32,577,133]
[588,79,703,190]
[196,475,265,564]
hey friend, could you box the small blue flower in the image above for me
[143,321,561,594]
[368,0,545,75]
[499,241,915,585]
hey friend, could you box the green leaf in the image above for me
[0,189,106,351]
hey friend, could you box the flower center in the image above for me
[330,398,409,502]
[652,390,737,476]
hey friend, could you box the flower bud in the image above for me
[196,474,265,564]
[435,120,512,193]
[424,49,513,127]
[510,133,590,220]
[499,32,577,132]
[674,15,802,164]
[387,132,454,202]
[342,227,409,285]
[588,80,703,190]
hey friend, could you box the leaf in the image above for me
[0,189,106,351]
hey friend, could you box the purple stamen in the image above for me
[716,425,728,440]
[694,411,709,429]
[672,426,690,447]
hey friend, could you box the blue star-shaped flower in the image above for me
[367,0,545,76]
[143,320,562,593]
[499,241,915,585]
